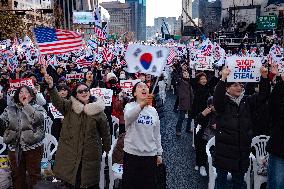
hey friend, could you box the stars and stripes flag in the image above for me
[94,27,106,40]
[167,48,176,66]
[102,47,114,62]
[33,27,83,55]
[76,56,93,67]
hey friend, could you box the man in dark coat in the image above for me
[267,75,284,189]
[175,70,194,136]
[213,67,270,189]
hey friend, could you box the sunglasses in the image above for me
[77,88,89,94]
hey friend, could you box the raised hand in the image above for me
[260,66,268,78]
[221,67,231,81]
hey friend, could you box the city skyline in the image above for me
[100,0,182,26]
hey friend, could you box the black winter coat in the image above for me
[191,83,211,118]
[213,78,270,173]
[266,80,284,158]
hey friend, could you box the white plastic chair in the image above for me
[103,138,123,189]
[250,135,270,189]
[0,136,6,155]
[111,116,119,140]
[99,153,106,189]
[44,116,53,134]
[206,137,251,189]
[41,134,58,172]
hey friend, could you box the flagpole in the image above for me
[151,76,159,95]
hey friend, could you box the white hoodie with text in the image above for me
[123,102,163,157]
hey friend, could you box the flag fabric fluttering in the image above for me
[76,55,93,67]
[94,27,106,40]
[167,48,176,66]
[102,47,114,62]
[94,7,102,28]
[125,44,170,77]
[102,23,109,39]
[33,27,83,55]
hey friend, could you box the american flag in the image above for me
[102,48,114,62]
[94,27,106,40]
[76,56,93,67]
[33,27,83,55]
[167,48,176,66]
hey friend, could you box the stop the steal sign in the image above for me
[226,56,262,82]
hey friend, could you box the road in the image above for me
[160,92,208,189]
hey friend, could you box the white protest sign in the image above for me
[48,103,64,119]
[120,79,141,96]
[66,73,84,80]
[226,56,262,82]
[193,55,214,71]
[90,88,113,106]
[112,163,123,174]
[276,61,284,75]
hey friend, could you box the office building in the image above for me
[125,0,146,41]
[100,1,132,36]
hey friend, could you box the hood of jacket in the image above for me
[71,96,105,116]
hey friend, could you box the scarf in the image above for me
[226,92,245,106]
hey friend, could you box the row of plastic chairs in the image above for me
[206,135,270,189]
[99,116,122,189]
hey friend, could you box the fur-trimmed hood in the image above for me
[71,96,105,116]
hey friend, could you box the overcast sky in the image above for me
[100,0,182,26]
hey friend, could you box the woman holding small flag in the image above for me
[122,81,163,189]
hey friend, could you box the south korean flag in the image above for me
[125,44,170,77]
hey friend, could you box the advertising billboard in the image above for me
[73,12,95,24]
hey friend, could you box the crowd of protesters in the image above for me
[0,39,283,189]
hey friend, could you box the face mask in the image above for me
[119,74,126,79]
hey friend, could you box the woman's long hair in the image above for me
[13,85,36,105]
[71,82,96,103]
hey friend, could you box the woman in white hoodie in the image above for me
[122,81,163,189]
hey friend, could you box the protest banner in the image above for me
[90,88,113,106]
[192,55,214,71]
[226,56,262,82]
[48,103,64,119]
[276,61,284,75]
[120,79,141,96]
[8,78,35,95]
[66,73,84,80]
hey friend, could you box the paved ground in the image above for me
[160,91,208,189]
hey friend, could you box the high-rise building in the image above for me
[100,1,132,36]
[182,0,192,27]
[74,0,98,10]
[0,0,53,28]
[125,0,146,41]
[192,0,199,19]
[56,0,100,30]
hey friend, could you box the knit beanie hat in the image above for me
[106,72,117,82]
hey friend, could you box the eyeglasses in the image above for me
[77,88,89,94]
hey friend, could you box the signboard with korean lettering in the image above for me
[8,78,35,96]
[90,88,113,106]
[226,56,262,82]
[193,55,214,71]
[66,73,84,81]
[120,79,141,96]
[257,16,278,30]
